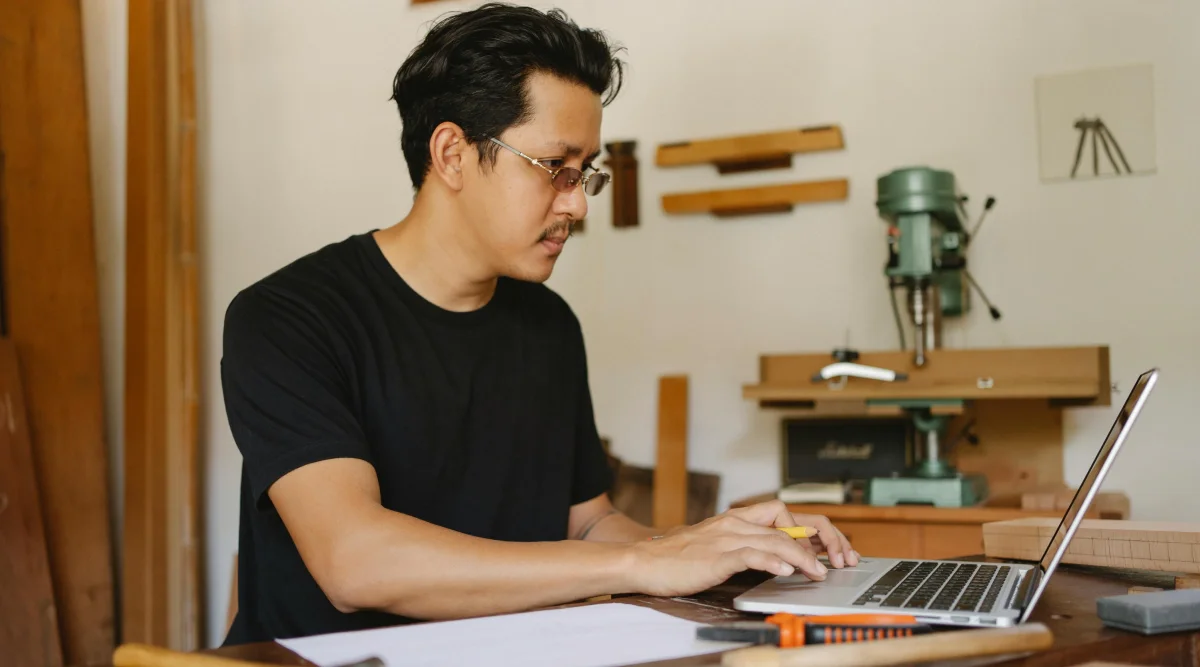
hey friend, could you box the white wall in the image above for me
[83,0,1200,649]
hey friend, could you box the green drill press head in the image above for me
[877,166,970,317]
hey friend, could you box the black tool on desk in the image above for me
[697,612,932,647]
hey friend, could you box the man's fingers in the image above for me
[727,500,796,529]
[734,533,828,580]
[712,513,785,537]
[721,547,795,579]
[795,514,851,568]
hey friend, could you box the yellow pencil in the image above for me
[777,526,818,539]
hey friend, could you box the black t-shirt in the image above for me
[219,231,613,645]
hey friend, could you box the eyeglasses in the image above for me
[489,137,611,196]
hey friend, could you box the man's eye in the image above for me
[543,159,565,169]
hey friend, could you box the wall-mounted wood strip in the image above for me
[656,125,844,170]
[662,179,848,217]
[124,0,202,651]
[0,339,64,667]
[0,0,116,663]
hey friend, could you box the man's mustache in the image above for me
[538,220,579,242]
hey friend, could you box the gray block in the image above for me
[1096,589,1200,635]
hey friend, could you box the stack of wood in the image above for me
[1,2,116,666]
[4,1,204,664]
[983,517,1200,576]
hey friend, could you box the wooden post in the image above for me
[124,0,202,650]
[654,376,689,530]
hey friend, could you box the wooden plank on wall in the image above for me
[653,376,689,530]
[0,0,116,663]
[124,0,202,651]
[662,179,849,217]
[0,339,64,667]
[656,126,845,168]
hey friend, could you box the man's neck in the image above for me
[373,194,498,313]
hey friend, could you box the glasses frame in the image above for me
[488,137,610,196]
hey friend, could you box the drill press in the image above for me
[867,166,1000,507]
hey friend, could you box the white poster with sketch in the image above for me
[1035,63,1156,183]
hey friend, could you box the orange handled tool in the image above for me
[697,613,932,648]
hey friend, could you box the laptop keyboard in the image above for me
[853,561,1012,614]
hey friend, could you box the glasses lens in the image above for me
[584,172,610,196]
[552,168,583,192]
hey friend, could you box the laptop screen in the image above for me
[1019,368,1158,621]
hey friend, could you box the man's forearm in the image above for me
[327,505,641,620]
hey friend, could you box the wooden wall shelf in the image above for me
[662,178,848,218]
[656,125,844,173]
[743,346,1111,406]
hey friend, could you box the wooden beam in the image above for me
[0,0,115,663]
[662,179,848,217]
[653,376,689,530]
[0,339,63,667]
[656,125,844,171]
[124,0,202,651]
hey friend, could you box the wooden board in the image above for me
[656,126,844,169]
[0,339,63,666]
[744,346,1110,404]
[1020,485,1130,519]
[662,179,848,217]
[983,518,1200,574]
[951,399,1065,498]
[0,0,116,663]
[653,376,689,530]
[123,0,203,651]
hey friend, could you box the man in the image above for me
[220,2,858,645]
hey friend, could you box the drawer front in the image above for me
[922,524,984,560]
[835,521,922,559]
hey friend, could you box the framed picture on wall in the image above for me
[1034,63,1157,183]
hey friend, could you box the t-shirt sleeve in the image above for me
[220,285,372,508]
[567,316,615,505]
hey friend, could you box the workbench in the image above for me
[167,559,1199,667]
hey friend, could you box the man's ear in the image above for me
[428,122,466,190]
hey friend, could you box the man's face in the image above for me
[459,71,602,283]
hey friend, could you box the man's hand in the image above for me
[725,500,860,569]
[624,500,860,598]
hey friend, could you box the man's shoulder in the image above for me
[223,233,373,337]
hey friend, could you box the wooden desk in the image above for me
[175,560,1197,667]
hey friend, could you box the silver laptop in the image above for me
[733,368,1159,628]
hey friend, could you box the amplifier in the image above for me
[781,417,911,486]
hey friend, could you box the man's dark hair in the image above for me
[390,3,625,189]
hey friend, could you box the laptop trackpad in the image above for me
[780,569,877,588]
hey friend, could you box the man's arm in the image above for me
[271,458,843,622]
[567,493,658,542]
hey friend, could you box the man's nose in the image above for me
[557,183,588,221]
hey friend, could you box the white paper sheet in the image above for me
[276,602,746,667]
